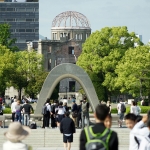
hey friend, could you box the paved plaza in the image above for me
[0,114,129,150]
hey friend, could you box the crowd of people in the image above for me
[1,97,150,150]
[11,98,34,126]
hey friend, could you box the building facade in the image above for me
[0,0,39,50]
[32,11,91,100]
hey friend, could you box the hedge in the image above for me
[3,108,11,114]
[111,106,150,114]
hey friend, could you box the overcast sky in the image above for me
[39,0,150,44]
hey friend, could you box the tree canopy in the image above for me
[0,24,19,52]
[115,45,150,98]
[77,26,143,100]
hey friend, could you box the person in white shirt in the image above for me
[3,122,31,150]
[42,99,51,129]
[124,113,149,150]
[139,111,150,150]
[130,101,137,115]
[11,99,17,122]
[57,101,66,127]
[117,99,125,127]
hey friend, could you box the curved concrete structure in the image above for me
[34,63,99,114]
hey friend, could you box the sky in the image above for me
[39,0,150,44]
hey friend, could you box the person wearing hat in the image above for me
[3,122,31,150]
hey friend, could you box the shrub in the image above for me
[111,106,150,114]
[3,108,11,114]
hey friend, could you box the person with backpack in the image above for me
[42,99,51,128]
[81,97,89,128]
[117,99,126,127]
[80,104,118,150]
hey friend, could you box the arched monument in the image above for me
[34,63,99,114]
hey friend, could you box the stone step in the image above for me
[0,127,130,149]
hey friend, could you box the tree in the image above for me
[0,45,15,96]
[25,70,48,98]
[77,26,143,101]
[8,50,44,100]
[0,24,19,52]
[115,45,150,99]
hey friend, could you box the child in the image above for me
[139,111,150,150]
[3,122,31,150]
[124,113,149,150]
[104,114,112,128]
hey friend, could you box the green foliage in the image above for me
[0,24,19,52]
[77,26,142,100]
[111,106,150,114]
[9,50,45,99]
[115,45,150,97]
[0,45,15,96]
[3,108,11,114]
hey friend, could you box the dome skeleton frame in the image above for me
[52,11,90,28]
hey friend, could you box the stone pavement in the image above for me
[0,125,129,150]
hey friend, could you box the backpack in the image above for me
[82,102,88,113]
[72,110,78,118]
[84,126,112,150]
[42,105,47,115]
[30,122,37,129]
[121,103,126,113]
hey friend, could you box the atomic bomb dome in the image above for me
[51,11,91,41]
[52,11,91,28]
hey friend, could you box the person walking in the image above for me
[81,97,89,128]
[11,99,17,122]
[60,111,75,150]
[20,99,33,126]
[79,104,118,150]
[3,122,31,150]
[117,99,126,127]
[42,100,51,128]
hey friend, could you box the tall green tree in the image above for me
[77,26,143,100]
[8,50,45,100]
[115,45,150,99]
[0,45,16,96]
[0,24,19,52]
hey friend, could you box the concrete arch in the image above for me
[34,63,99,114]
